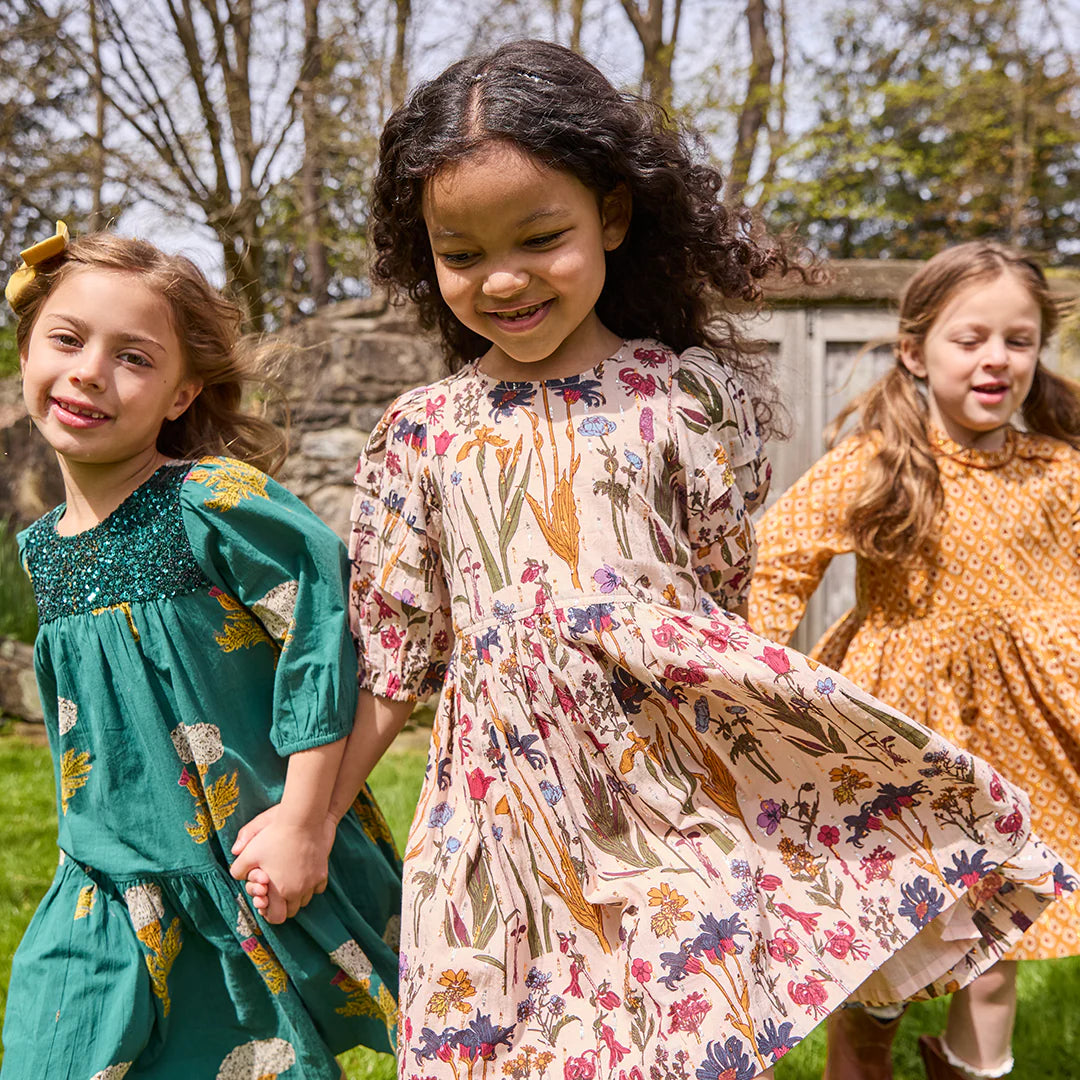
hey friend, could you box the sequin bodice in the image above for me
[20,464,210,623]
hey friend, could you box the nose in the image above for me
[482,267,529,299]
[70,346,109,390]
[982,337,1009,367]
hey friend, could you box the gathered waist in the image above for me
[854,600,1080,633]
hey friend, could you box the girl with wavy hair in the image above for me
[751,241,1080,1080]
[4,225,402,1078]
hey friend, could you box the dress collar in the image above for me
[929,426,1017,469]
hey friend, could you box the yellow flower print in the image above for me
[647,882,694,938]
[351,790,397,852]
[211,589,273,653]
[662,583,681,608]
[830,764,873,805]
[427,968,477,1019]
[456,425,509,462]
[74,884,97,921]
[188,457,269,511]
[124,884,182,1016]
[91,601,139,641]
[60,748,92,814]
[778,836,818,876]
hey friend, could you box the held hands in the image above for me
[230,805,338,924]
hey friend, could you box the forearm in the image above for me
[328,690,415,824]
[278,737,348,828]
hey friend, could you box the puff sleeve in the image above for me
[674,347,769,611]
[180,456,358,757]
[748,437,868,643]
[349,386,453,702]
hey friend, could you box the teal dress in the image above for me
[4,457,402,1080]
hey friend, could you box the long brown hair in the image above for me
[13,232,287,475]
[828,241,1080,560]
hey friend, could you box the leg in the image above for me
[822,1003,904,1080]
[919,962,1017,1079]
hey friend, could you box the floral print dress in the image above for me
[6,458,401,1080]
[350,341,1071,1080]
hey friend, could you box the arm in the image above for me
[328,691,415,825]
[230,737,347,921]
[748,439,866,643]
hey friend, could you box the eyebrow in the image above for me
[430,207,569,241]
[49,313,166,352]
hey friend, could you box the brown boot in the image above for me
[822,1007,902,1080]
[918,1036,974,1080]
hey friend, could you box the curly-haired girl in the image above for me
[239,43,1072,1080]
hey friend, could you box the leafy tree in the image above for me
[764,0,1080,260]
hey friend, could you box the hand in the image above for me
[230,811,337,924]
[232,804,281,857]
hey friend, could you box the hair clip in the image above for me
[5,220,70,311]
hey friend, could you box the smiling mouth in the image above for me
[52,397,110,420]
[485,301,550,322]
[973,383,1009,394]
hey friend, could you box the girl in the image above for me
[329,42,1069,1080]
[3,225,401,1079]
[749,242,1080,1080]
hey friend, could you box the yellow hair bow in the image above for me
[5,220,70,310]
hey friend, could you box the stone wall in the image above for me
[0,294,443,724]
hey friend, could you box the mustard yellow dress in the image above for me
[749,427,1080,960]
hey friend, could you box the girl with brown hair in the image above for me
[750,241,1080,1080]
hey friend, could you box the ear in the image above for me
[600,184,632,252]
[898,338,926,379]
[166,379,203,422]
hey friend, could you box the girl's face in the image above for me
[21,268,201,473]
[422,141,630,380]
[900,271,1041,451]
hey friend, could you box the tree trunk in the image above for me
[300,0,329,308]
[390,0,411,110]
[727,0,774,204]
[88,0,106,227]
[619,0,680,110]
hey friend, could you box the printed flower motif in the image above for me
[829,764,873,805]
[788,976,830,1018]
[639,406,655,443]
[428,803,454,828]
[898,876,945,929]
[539,780,564,806]
[757,798,782,835]
[624,449,643,471]
[611,666,648,714]
[235,893,259,939]
[697,1036,756,1080]
[631,957,652,983]
[691,912,750,959]
[756,1017,801,1062]
[860,846,896,882]
[216,1038,296,1079]
[995,808,1024,840]
[578,415,617,437]
[434,430,456,456]
[489,382,537,420]
[593,565,620,593]
[647,882,695,938]
[815,677,836,696]
[666,990,711,1036]
[564,1053,597,1080]
[818,825,841,847]
[330,939,373,981]
[410,1025,461,1065]
[1054,862,1079,896]
[466,767,496,799]
[548,375,606,406]
[756,646,791,676]
[766,930,801,967]
[57,697,78,736]
[618,367,657,398]
[250,580,298,644]
[455,1012,516,1062]
[124,882,165,933]
[170,722,225,770]
[822,921,869,960]
[90,1067,133,1080]
[943,848,992,888]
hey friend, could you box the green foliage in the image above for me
[0,519,36,644]
[0,322,17,378]
[765,0,1080,260]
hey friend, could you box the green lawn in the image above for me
[1,731,1078,1078]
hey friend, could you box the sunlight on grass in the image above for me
[2,730,1078,1080]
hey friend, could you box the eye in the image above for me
[524,230,568,248]
[49,331,81,349]
[1008,337,1034,349]
[437,251,478,267]
[120,350,152,368]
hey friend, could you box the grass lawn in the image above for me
[1,729,1078,1078]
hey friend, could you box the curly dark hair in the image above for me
[370,39,807,439]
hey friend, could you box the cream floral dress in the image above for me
[351,342,1072,1080]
